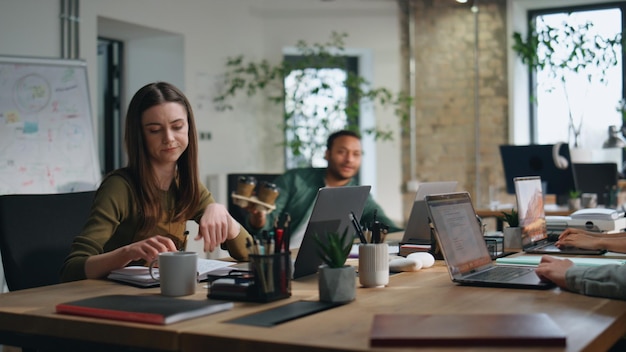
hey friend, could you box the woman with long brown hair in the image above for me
[61,82,250,281]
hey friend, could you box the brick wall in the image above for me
[401,0,512,223]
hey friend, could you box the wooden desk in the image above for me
[2,267,626,352]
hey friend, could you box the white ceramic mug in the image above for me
[149,251,198,296]
[358,243,389,287]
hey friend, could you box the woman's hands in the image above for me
[195,203,240,252]
[85,235,177,279]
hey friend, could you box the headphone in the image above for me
[552,142,569,169]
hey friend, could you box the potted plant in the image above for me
[314,229,356,303]
[213,32,411,167]
[568,190,582,211]
[497,209,522,250]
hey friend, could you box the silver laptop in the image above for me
[425,192,552,289]
[515,176,606,255]
[292,185,371,279]
[400,181,457,245]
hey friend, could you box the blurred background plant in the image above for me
[213,32,412,168]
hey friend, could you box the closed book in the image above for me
[399,244,431,257]
[370,313,566,347]
[56,294,234,325]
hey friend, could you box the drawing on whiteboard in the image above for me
[13,73,51,113]
[0,56,101,195]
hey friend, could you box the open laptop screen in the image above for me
[401,181,457,244]
[514,176,548,247]
[425,192,492,276]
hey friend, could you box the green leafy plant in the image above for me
[569,190,581,199]
[314,229,352,269]
[213,31,412,167]
[512,16,622,147]
[497,209,519,228]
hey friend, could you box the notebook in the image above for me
[400,181,458,245]
[514,176,607,255]
[424,192,552,289]
[292,185,371,279]
[56,294,233,325]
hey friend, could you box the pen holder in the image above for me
[358,243,389,287]
[248,252,292,302]
[207,252,291,303]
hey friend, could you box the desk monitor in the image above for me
[499,144,577,205]
[572,163,618,206]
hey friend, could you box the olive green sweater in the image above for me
[60,170,251,282]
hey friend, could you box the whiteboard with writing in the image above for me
[0,56,101,195]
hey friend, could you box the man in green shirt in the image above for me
[247,130,402,248]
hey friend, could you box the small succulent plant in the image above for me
[497,208,519,227]
[314,229,352,269]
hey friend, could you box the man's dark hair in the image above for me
[326,130,361,150]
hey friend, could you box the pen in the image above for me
[350,211,368,244]
[179,231,190,251]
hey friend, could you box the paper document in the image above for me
[107,258,236,287]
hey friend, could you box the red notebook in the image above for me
[56,294,233,325]
[370,313,566,347]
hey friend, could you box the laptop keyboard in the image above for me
[467,266,533,282]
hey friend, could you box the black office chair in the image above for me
[0,191,96,291]
[226,173,280,234]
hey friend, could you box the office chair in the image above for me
[0,191,96,291]
[226,173,280,234]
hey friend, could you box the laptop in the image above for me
[292,185,371,279]
[400,181,458,245]
[425,192,552,289]
[514,176,607,255]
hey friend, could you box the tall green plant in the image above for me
[512,16,622,147]
[213,32,412,166]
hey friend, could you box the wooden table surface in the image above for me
[1,259,626,352]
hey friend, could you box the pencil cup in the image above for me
[358,244,389,287]
[248,252,292,302]
[149,252,198,297]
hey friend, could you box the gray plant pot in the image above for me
[318,265,356,303]
[503,226,522,250]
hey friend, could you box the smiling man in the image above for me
[247,129,401,248]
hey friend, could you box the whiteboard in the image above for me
[0,56,101,195]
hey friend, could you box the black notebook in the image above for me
[56,294,233,325]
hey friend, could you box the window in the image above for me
[528,4,624,148]
[283,55,358,169]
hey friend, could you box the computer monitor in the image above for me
[499,144,577,205]
[572,163,618,206]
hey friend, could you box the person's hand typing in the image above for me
[196,203,240,252]
[534,255,573,288]
[556,228,601,250]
